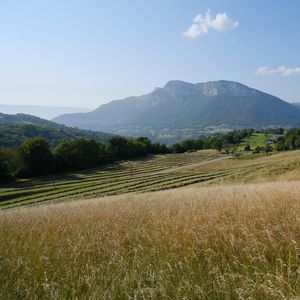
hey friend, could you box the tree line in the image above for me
[0,136,169,180]
[2,127,300,181]
[170,129,255,154]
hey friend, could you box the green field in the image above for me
[238,133,272,151]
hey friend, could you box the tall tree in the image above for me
[16,137,54,177]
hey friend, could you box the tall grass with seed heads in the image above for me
[0,181,300,299]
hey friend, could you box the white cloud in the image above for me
[256,65,300,76]
[183,9,239,39]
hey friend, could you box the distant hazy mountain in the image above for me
[291,102,300,109]
[0,104,91,120]
[54,80,300,144]
[0,113,113,147]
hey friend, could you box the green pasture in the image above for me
[238,133,273,151]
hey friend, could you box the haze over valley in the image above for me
[0,104,91,120]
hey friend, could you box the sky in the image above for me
[0,0,300,109]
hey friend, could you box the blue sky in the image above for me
[0,0,300,108]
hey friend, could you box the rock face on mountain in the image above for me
[53,80,300,143]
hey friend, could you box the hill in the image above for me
[54,80,300,143]
[0,113,113,147]
[0,104,90,120]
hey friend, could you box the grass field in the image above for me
[0,152,226,209]
[0,181,299,299]
[189,150,300,184]
[1,150,300,299]
[238,133,272,151]
[2,150,300,209]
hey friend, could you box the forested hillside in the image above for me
[0,113,112,147]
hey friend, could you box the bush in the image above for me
[253,146,261,154]
[265,144,273,153]
[244,143,252,151]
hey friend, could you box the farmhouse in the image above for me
[268,134,285,144]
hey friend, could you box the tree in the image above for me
[244,143,251,151]
[285,129,300,150]
[108,136,129,159]
[16,137,54,177]
[170,143,184,153]
[54,139,107,171]
[0,148,17,180]
[275,140,287,151]
[211,136,224,153]
[136,137,152,154]
[158,143,170,154]
[222,142,235,155]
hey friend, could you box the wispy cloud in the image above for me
[183,9,239,39]
[256,65,300,76]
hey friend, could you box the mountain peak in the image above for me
[164,80,194,88]
[196,80,260,97]
[161,80,200,98]
[162,80,260,97]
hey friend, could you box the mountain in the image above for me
[0,104,91,120]
[53,80,300,144]
[291,102,300,110]
[0,113,113,147]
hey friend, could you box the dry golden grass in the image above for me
[196,149,220,155]
[186,150,300,185]
[1,181,300,299]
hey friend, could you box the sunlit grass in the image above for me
[1,181,299,299]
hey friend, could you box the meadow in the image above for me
[237,132,272,151]
[0,152,225,209]
[0,181,299,299]
[3,148,300,209]
[1,150,300,299]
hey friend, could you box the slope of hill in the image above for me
[0,104,91,120]
[0,113,113,147]
[54,80,300,143]
[0,112,58,126]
